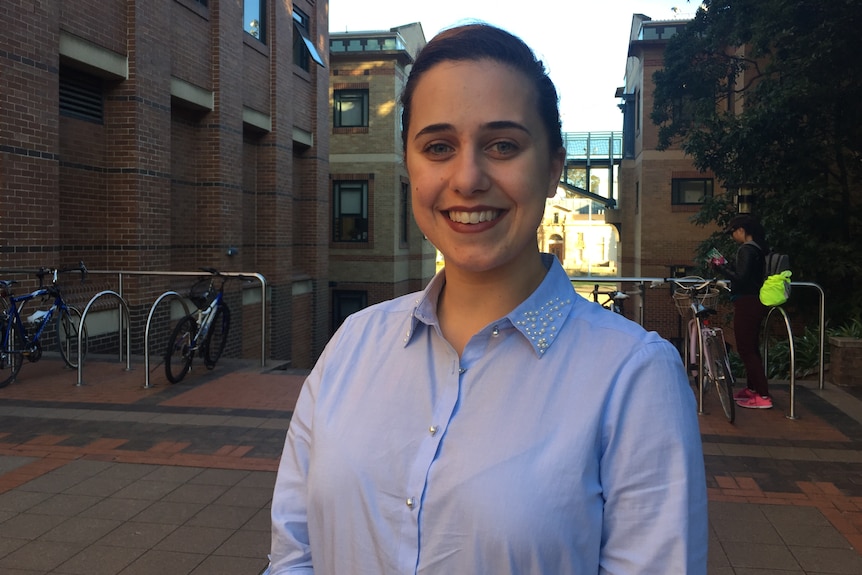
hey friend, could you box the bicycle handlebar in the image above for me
[199,267,249,281]
[33,261,87,286]
[650,276,729,291]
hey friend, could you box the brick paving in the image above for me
[0,355,861,573]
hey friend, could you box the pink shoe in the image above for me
[733,388,756,401]
[736,395,773,409]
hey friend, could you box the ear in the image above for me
[546,146,566,199]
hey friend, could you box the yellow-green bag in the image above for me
[760,270,791,306]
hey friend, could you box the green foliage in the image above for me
[651,0,862,324]
[764,326,825,379]
[764,319,862,379]
[833,319,862,339]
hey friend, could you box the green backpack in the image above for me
[760,251,791,306]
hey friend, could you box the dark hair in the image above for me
[726,214,770,252]
[400,23,563,153]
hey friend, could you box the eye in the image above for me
[422,142,454,157]
[486,140,520,158]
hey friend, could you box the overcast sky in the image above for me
[328,0,694,133]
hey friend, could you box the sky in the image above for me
[328,0,694,134]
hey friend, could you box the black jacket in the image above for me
[718,242,765,297]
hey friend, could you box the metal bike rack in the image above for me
[571,276,827,422]
[77,290,131,386]
[763,305,797,419]
[143,291,192,389]
[762,282,826,420]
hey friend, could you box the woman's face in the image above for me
[404,59,565,276]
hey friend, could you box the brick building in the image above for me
[327,23,436,329]
[617,14,722,344]
[0,0,330,368]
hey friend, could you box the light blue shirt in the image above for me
[270,254,707,574]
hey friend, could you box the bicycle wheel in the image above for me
[705,333,735,423]
[58,306,88,368]
[165,315,197,384]
[203,304,230,369]
[0,322,24,388]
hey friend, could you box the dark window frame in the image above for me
[399,181,410,247]
[332,180,369,243]
[671,178,714,205]
[332,290,368,331]
[333,89,369,128]
[244,0,266,43]
[293,8,325,69]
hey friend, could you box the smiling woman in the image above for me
[268,23,707,575]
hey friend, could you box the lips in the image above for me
[447,210,501,224]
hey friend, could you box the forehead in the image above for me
[409,59,539,124]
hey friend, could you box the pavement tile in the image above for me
[39,516,122,545]
[2,360,862,573]
[99,521,179,549]
[54,545,145,575]
[115,549,206,575]
[0,539,83,571]
[131,500,206,526]
[153,524,233,554]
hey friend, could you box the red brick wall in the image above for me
[0,0,331,367]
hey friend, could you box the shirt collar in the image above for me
[407,254,575,357]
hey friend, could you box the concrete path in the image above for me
[0,355,860,574]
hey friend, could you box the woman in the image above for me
[717,214,771,409]
[269,23,707,574]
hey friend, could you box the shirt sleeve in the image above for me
[268,361,320,574]
[599,338,708,574]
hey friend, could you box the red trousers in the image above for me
[733,295,769,396]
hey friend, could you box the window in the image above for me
[333,290,367,330]
[672,178,713,205]
[59,67,103,123]
[399,181,410,246]
[333,180,369,242]
[293,8,325,70]
[244,0,265,42]
[333,89,369,128]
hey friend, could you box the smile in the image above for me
[447,210,501,224]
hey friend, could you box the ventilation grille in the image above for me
[60,69,104,123]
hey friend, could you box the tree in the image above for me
[651,0,862,322]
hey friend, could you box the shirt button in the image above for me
[406,497,416,509]
[429,425,438,436]
[458,367,466,375]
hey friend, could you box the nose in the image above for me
[450,147,490,196]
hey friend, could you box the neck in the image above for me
[437,253,548,355]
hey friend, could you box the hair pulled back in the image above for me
[400,23,563,154]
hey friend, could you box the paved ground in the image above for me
[0,354,861,574]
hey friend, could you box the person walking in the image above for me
[268,22,707,574]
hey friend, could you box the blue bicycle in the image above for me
[0,262,89,388]
[164,268,236,383]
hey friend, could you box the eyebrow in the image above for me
[413,120,532,140]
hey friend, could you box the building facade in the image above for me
[617,14,721,344]
[328,23,436,330]
[0,0,330,368]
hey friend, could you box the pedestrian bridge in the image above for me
[560,131,622,208]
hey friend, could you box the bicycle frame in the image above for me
[667,276,735,422]
[192,290,224,349]
[2,288,66,354]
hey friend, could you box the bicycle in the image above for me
[0,262,89,388]
[591,283,637,315]
[657,276,736,423]
[165,268,240,384]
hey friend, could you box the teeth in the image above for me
[448,210,499,224]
